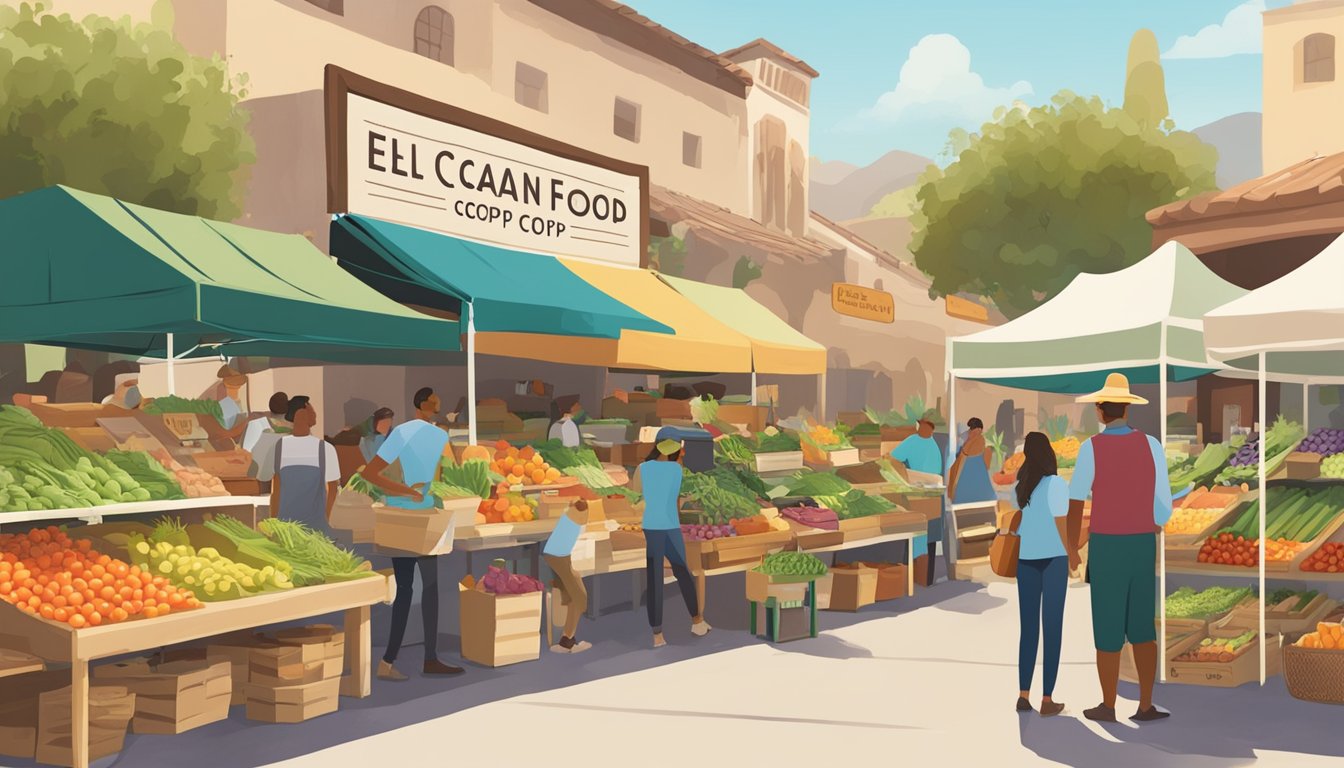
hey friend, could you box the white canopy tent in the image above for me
[946,242,1247,677]
[1203,231,1344,684]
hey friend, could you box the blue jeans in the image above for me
[644,528,699,633]
[1017,556,1067,696]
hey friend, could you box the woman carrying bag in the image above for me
[1010,432,1070,717]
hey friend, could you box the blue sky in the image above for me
[623,0,1290,166]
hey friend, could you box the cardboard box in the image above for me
[827,564,878,611]
[458,582,542,667]
[28,401,122,428]
[93,656,231,735]
[754,603,811,642]
[754,451,804,473]
[860,562,909,601]
[717,404,766,432]
[610,529,646,551]
[191,449,253,479]
[655,398,692,420]
[374,496,478,555]
[744,569,811,604]
[913,555,933,587]
[329,489,377,543]
[903,495,944,522]
[60,426,117,453]
[35,684,136,767]
[206,633,269,706]
[1286,452,1322,480]
[244,677,341,724]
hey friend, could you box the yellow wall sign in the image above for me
[831,283,895,323]
[945,294,990,323]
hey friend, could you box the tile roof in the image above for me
[720,38,820,78]
[1147,151,1344,226]
[650,186,837,262]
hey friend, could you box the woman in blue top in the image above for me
[634,439,711,648]
[1013,432,1070,717]
[949,417,996,506]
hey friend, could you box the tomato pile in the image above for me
[1197,532,1304,567]
[1301,542,1344,574]
[0,526,201,628]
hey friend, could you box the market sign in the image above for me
[325,66,649,268]
[945,294,990,323]
[831,283,894,323]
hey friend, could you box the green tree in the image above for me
[909,92,1217,318]
[731,255,762,289]
[1124,29,1170,130]
[0,2,254,218]
[648,234,687,276]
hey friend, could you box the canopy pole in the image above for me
[166,333,176,397]
[946,371,957,578]
[1258,350,1267,686]
[817,371,827,423]
[1159,327,1168,682]
[1303,382,1310,431]
[467,302,477,447]
[751,370,758,407]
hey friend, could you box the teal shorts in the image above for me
[1088,533,1157,653]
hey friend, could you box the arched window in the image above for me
[414,6,454,66]
[1303,33,1335,83]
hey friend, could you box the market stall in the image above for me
[1201,231,1344,687]
[946,241,1248,672]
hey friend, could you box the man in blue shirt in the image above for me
[890,410,945,584]
[360,387,462,682]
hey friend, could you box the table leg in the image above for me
[907,537,916,596]
[529,543,540,580]
[749,599,757,635]
[340,605,371,698]
[586,574,599,620]
[71,659,89,768]
[465,550,474,579]
[809,581,818,638]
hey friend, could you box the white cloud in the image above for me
[1163,0,1265,60]
[858,34,1032,126]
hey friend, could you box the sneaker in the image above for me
[1132,707,1170,723]
[423,659,465,676]
[691,620,712,637]
[552,640,593,654]
[1083,704,1117,723]
[377,660,408,682]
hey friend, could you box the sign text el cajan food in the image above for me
[327,69,647,268]
[831,283,894,323]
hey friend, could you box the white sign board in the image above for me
[344,94,643,267]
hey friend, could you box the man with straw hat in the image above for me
[1067,373,1173,724]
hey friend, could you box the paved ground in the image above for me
[5,561,1342,768]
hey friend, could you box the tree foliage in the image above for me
[1124,29,1170,129]
[731,255,763,289]
[0,2,255,218]
[909,92,1218,318]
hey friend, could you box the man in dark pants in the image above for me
[1067,373,1172,723]
[360,387,463,681]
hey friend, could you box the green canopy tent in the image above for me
[0,186,462,387]
[330,214,672,443]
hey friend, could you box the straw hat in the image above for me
[1076,372,1149,405]
[216,364,247,387]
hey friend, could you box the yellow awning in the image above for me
[660,275,828,374]
[475,263,754,372]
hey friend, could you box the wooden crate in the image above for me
[754,451,804,473]
[1167,631,1282,688]
[457,585,542,668]
[837,516,884,543]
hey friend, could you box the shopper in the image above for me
[1067,373,1172,724]
[633,439,711,647]
[949,417,995,505]
[242,392,291,453]
[359,387,463,681]
[1013,432,1069,717]
[264,395,339,529]
[214,365,250,438]
[890,409,945,584]
[356,407,395,463]
[544,499,593,654]
[548,396,583,448]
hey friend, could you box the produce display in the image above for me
[146,448,227,498]
[1298,428,1344,458]
[142,396,224,422]
[1164,509,1223,536]
[487,442,563,486]
[562,464,618,492]
[715,435,756,467]
[478,562,543,595]
[0,526,201,627]
[814,489,895,519]
[203,516,371,587]
[1051,436,1081,468]
[1168,444,1234,493]
[343,471,383,501]
[437,457,493,499]
[1266,588,1320,613]
[1208,485,1344,553]
[476,488,538,524]
[1324,454,1344,480]
[1164,485,1244,535]
[680,523,737,541]
[1165,586,1253,620]
[1174,631,1257,663]
[617,521,643,533]
[804,423,850,451]
[534,441,602,471]
[1217,418,1305,486]
[104,450,185,501]
[1295,622,1344,649]
[754,428,802,454]
[783,470,853,498]
[755,551,827,577]
[1199,533,1302,566]
[129,529,292,602]
[682,466,766,523]
[1301,542,1344,574]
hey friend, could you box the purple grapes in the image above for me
[1298,427,1344,458]
[680,523,737,541]
[1229,433,1260,468]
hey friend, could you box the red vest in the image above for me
[1089,430,1156,536]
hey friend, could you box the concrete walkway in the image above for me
[256,579,1342,768]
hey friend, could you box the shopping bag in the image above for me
[989,510,1022,579]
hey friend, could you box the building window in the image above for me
[682,132,702,168]
[1304,33,1336,83]
[414,6,454,66]
[613,98,640,142]
[515,63,548,113]
[305,0,344,13]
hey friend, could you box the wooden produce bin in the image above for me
[373,496,479,555]
[754,451,804,473]
[686,529,792,569]
[827,563,878,611]
[837,515,885,543]
[0,672,134,767]
[245,678,341,724]
[1167,632,1282,688]
[858,562,909,601]
[92,654,231,735]
[458,582,543,668]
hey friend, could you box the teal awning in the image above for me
[331,215,671,338]
[0,187,460,359]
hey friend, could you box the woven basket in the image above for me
[1283,643,1344,705]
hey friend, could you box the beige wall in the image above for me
[1262,0,1344,172]
[735,54,812,235]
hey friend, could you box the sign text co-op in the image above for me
[367,132,628,240]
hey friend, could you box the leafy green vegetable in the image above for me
[756,551,827,576]
[258,518,373,584]
[1165,586,1252,620]
[715,435,756,467]
[784,470,853,497]
[439,458,492,499]
[753,430,801,453]
[562,465,615,490]
[142,396,225,422]
[533,441,602,470]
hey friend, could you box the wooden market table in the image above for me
[0,576,392,768]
